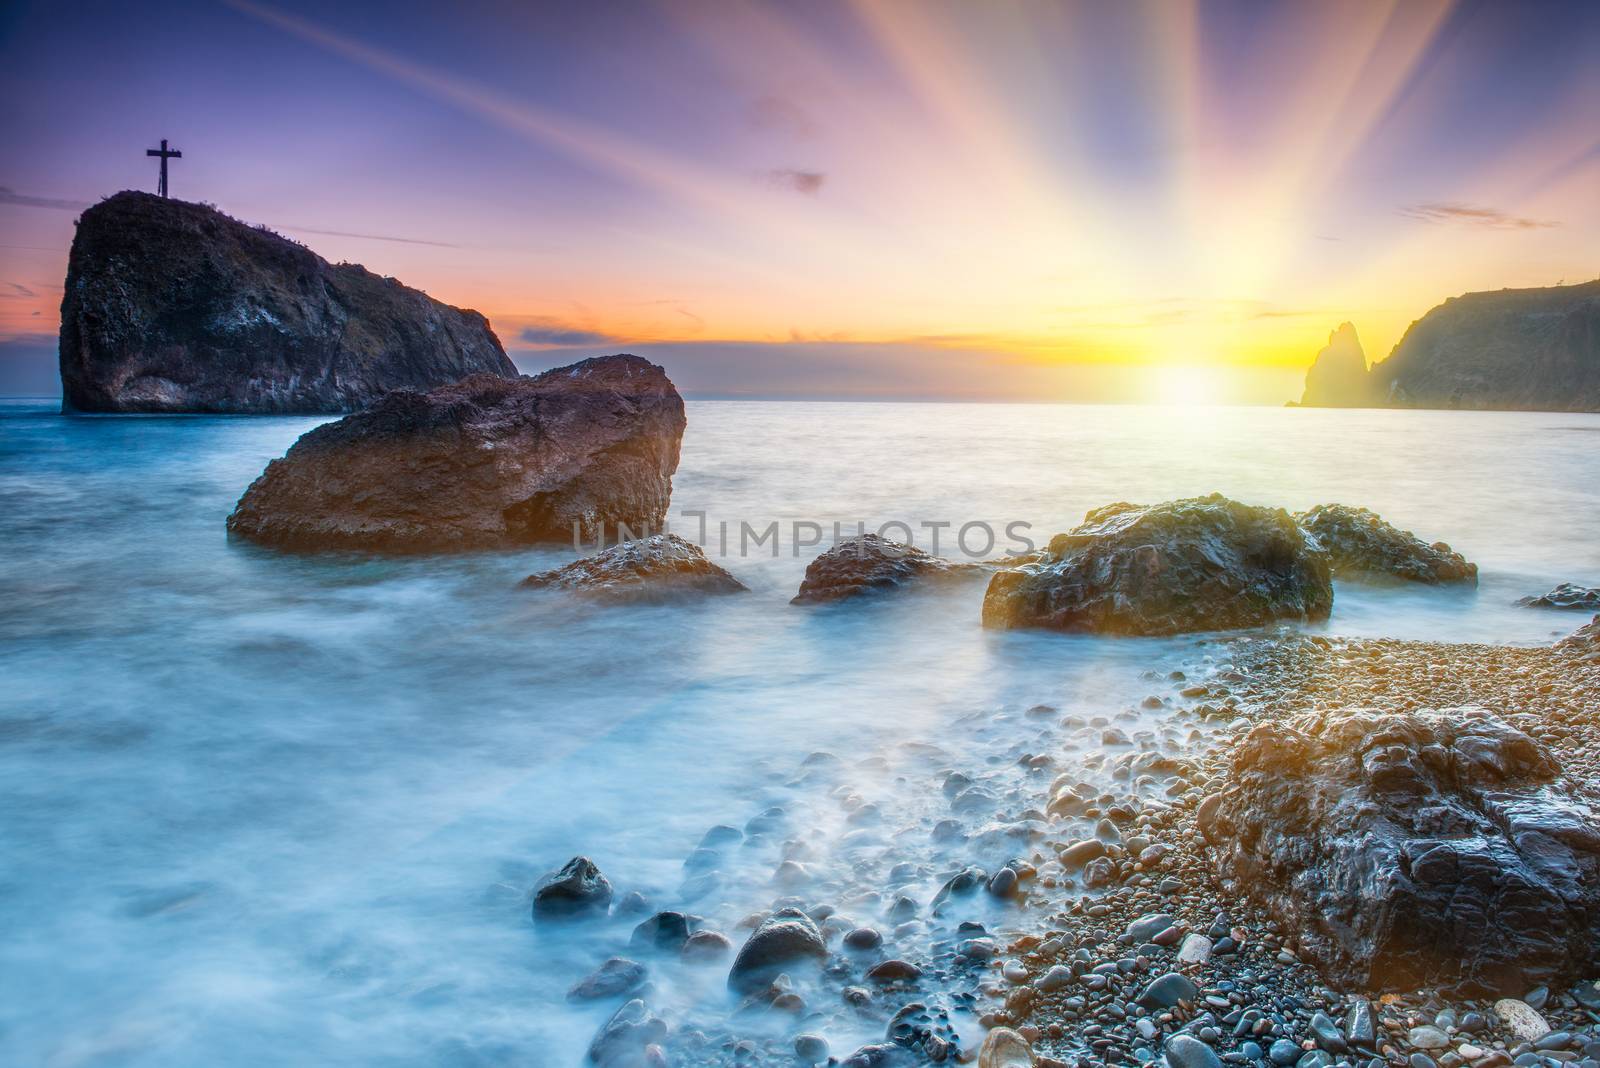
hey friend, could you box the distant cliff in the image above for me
[1298,322,1374,407]
[59,192,516,413]
[1297,281,1600,412]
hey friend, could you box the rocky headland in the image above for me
[58,192,514,413]
[226,354,684,552]
[1297,282,1600,412]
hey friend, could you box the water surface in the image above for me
[1,399,1596,1066]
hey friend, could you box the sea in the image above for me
[1,398,1597,1066]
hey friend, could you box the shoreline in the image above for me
[992,624,1600,1068]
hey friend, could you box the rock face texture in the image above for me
[521,534,746,603]
[791,533,985,605]
[226,355,685,552]
[1202,706,1600,996]
[1560,615,1600,651]
[1374,282,1600,411]
[1519,584,1600,611]
[59,192,515,413]
[1298,323,1374,408]
[1295,504,1477,585]
[981,495,1333,635]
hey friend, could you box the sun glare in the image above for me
[1150,365,1223,407]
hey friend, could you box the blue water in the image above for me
[1,398,1596,1066]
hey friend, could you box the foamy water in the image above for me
[1,399,1596,1066]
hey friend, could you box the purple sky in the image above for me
[2,0,1596,402]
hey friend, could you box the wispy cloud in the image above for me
[1400,202,1557,230]
[761,168,826,195]
[275,224,461,248]
[0,187,90,211]
[518,319,619,347]
[3,283,39,299]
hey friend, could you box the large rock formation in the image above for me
[981,495,1333,635]
[1296,282,1600,412]
[1295,504,1477,585]
[1201,706,1600,996]
[522,533,746,603]
[226,355,685,552]
[791,533,985,605]
[1297,323,1374,407]
[59,192,515,413]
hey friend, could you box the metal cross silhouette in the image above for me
[146,139,182,198]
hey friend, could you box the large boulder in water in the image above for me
[58,192,515,413]
[532,856,613,919]
[522,534,745,603]
[727,907,827,992]
[226,355,685,552]
[792,533,985,605]
[981,494,1332,635]
[1201,706,1600,995]
[1295,503,1476,585]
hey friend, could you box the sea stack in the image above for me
[1297,323,1373,408]
[226,354,685,552]
[58,191,515,413]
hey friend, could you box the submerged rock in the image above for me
[521,534,746,603]
[568,957,647,1001]
[59,191,515,413]
[587,998,666,1066]
[226,355,685,552]
[982,495,1332,635]
[1203,706,1600,995]
[532,856,613,920]
[727,908,827,992]
[1296,504,1476,585]
[1519,584,1600,611]
[791,533,986,605]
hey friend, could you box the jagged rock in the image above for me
[1298,323,1374,408]
[1372,281,1600,412]
[791,533,986,605]
[59,192,514,413]
[568,958,647,1000]
[587,999,666,1066]
[1559,615,1600,650]
[1203,706,1600,995]
[726,908,827,992]
[532,856,613,919]
[1519,584,1600,610]
[982,495,1332,635]
[226,355,685,552]
[521,534,746,603]
[1296,504,1476,585]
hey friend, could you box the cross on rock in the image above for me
[146,139,182,198]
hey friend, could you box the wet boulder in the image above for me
[532,856,613,920]
[568,957,647,1001]
[982,495,1332,635]
[1295,504,1476,585]
[587,999,666,1066]
[1519,584,1600,611]
[792,533,986,605]
[1202,706,1600,995]
[521,533,746,603]
[226,354,685,552]
[727,907,827,992]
